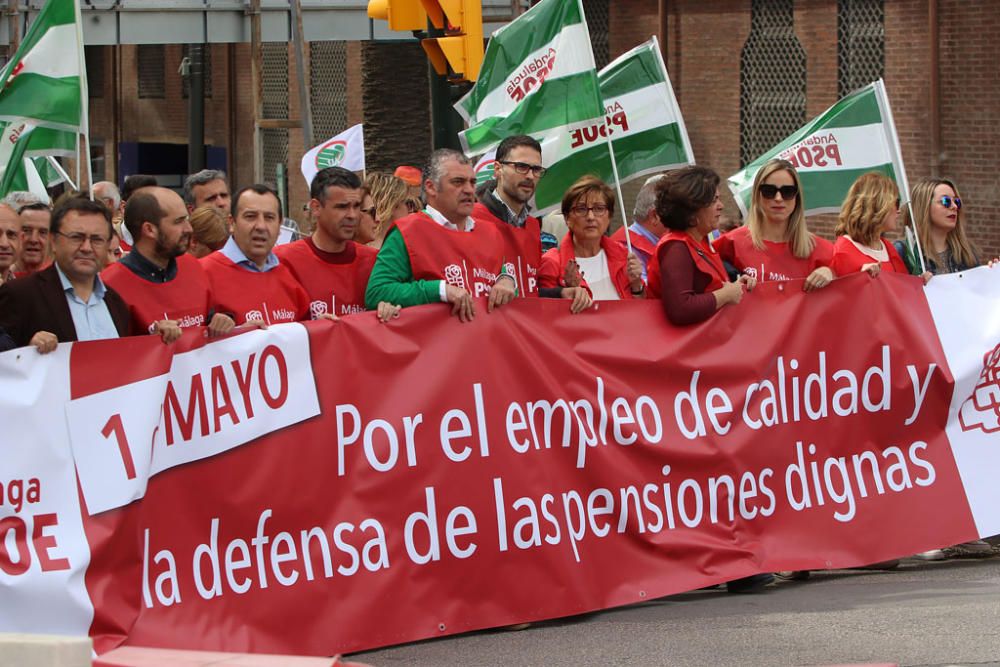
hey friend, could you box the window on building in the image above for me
[739,0,807,167]
[261,42,289,190]
[837,0,885,97]
[182,44,213,99]
[309,41,348,145]
[137,45,166,99]
[84,46,104,98]
[582,0,609,69]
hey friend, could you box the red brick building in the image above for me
[83,0,998,255]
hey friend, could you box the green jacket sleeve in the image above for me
[365,227,443,309]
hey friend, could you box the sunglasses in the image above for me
[759,184,798,200]
[937,195,962,210]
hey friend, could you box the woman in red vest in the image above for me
[538,176,644,300]
[647,166,755,326]
[830,172,909,277]
[714,159,834,289]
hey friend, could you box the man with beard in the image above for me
[102,187,235,342]
[201,184,313,325]
[365,149,514,322]
[472,135,591,312]
[15,202,52,277]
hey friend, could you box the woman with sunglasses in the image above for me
[896,178,980,275]
[539,175,644,301]
[646,166,756,327]
[362,172,412,249]
[715,159,834,290]
[830,172,909,277]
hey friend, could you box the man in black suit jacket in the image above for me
[0,197,131,353]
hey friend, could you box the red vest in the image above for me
[274,239,376,318]
[829,236,909,276]
[470,202,540,297]
[714,226,834,282]
[538,233,638,299]
[101,253,213,333]
[647,231,728,298]
[393,212,504,299]
[610,224,658,267]
[200,252,310,325]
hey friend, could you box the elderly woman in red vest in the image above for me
[538,175,645,300]
[647,166,755,326]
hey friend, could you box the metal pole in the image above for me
[290,0,313,146]
[186,44,206,174]
[249,0,263,182]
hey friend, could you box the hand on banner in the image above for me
[152,320,182,345]
[626,253,645,295]
[28,330,58,354]
[488,275,517,313]
[236,319,269,332]
[921,271,933,285]
[861,262,881,278]
[563,259,582,288]
[737,274,757,291]
[988,257,999,268]
[377,301,402,323]
[206,313,236,337]
[561,286,593,314]
[316,313,339,322]
[445,284,475,322]
[803,266,834,292]
[714,280,746,308]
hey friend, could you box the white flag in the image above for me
[300,124,365,188]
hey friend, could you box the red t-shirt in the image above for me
[829,236,908,276]
[393,212,505,299]
[274,238,377,318]
[200,252,310,325]
[714,226,834,282]
[470,202,541,297]
[101,253,213,333]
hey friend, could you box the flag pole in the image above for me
[606,138,632,255]
[74,0,93,199]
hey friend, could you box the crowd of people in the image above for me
[0,133,994,593]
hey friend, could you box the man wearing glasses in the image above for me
[102,187,235,342]
[0,197,131,353]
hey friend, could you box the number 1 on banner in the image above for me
[101,413,137,481]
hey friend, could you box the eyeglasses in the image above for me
[937,195,962,210]
[499,161,547,178]
[759,184,798,200]
[360,207,376,218]
[55,231,109,249]
[570,204,609,217]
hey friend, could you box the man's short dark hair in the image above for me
[124,192,167,241]
[232,184,281,218]
[122,174,158,201]
[51,197,113,237]
[183,169,228,206]
[18,201,51,215]
[496,135,542,162]
[310,167,362,202]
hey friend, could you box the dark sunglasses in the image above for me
[937,195,962,210]
[759,184,798,200]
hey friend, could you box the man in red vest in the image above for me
[611,175,667,282]
[102,186,235,342]
[473,135,591,313]
[201,184,313,326]
[275,166,396,321]
[366,149,515,322]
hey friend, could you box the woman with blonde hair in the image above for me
[362,172,411,248]
[187,205,229,259]
[830,172,908,276]
[715,158,833,290]
[897,178,980,275]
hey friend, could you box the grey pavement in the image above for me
[353,555,1000,667]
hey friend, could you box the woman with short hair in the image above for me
[646,166,754,326]
[187,205,229,259]
[830,172,908,277]
[538,175,644,301]
[363,172,411,249]
[715,159,833,290]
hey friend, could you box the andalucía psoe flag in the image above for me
[300,123,365,187]
[532,36,694,214]
[728,79,910,217]
[0,121,77,199]
[455,0,604,158]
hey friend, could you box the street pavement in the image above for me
[353,554,1000,667]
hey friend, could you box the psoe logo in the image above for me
[315,140,347,169]
[958,342,1000,434]
[245,309,265,323]
[309,300,329,320]
[443,264,465,289]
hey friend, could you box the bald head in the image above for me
[125,187,193,265]
[93,181,121,212]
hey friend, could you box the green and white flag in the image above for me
[300,123,366,187]
[456,0,603,158]
[728,79,909,216]
[0,0,88,199]
[533,36,694,213]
